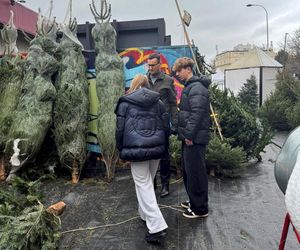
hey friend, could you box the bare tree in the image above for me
[285,28,300,77]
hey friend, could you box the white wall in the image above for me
[225,67,281,104]
[262,67,281,103]
[212,71,225,90]
[225,67,260,96]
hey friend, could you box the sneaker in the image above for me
[180,201,190,209]
[183,208,208,218]
[160,184,169,198]
[145,229,167,243]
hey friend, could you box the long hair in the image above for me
[127,74,150,94]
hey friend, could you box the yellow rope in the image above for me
[61,203,184,234]
[61,215,141,234]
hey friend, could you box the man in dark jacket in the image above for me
[147,53,178,197]
[173,57,211,219]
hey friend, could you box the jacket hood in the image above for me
[117,88,160,109]
[186,75,211,89]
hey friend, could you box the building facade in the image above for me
[224,48,282,105]
[77,18,171,52]
[78,18,172,68]
[215,50,249,72]
[215,43,276,72]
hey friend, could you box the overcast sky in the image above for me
[23,0,300,62]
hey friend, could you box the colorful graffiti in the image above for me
[87,46,195,153]
[119,45,195,102]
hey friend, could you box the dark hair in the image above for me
[148,53,161,63]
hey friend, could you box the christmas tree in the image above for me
[260,72,300,130]
[237,74,258,115]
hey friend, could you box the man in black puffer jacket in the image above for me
[173,57,211,219]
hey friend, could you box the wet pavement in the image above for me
[41,132,300,249]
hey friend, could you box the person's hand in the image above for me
[185,139,193,146]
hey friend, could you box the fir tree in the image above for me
[206,134,246,176]
[210,86,259,157]
[210,85,272,160]
[275,49,289,66]
[0,176,61,249]
[260,72,300,130]
[237,74,258,115]
[92,18,125,182]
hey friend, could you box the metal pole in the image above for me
[247,4,269,52]
[174,0,200,74]
[174,0,223,141]
[283,32,288,69]
[261,5,269,52]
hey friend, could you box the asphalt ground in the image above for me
[41,132,299,250]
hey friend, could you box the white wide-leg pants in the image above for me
[131,159,168,234]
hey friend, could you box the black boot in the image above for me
[160,183,169,198]
[153,176,157,190]
[145,229,167,243]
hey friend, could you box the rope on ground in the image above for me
[156,177,183,188]
[170,177,183,185]
[61,203,184,234]
[61,215,141,234]
[158,204,185,213]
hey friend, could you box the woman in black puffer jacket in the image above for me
[114,74,169,243]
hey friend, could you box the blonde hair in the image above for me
[172,57,194,72]
[127,74,150,94]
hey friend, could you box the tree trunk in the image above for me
[46,201,66,216]
[0,155,6,181]
[71,160,79,184]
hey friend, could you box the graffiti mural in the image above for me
[119,45,195,102]
[87,45,195,154]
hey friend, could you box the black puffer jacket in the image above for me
[115,88,169,161]
[178,75,211,145]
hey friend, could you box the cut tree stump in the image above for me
[0,155,6,181]
[46,201,66,216]
[71,160,79,184]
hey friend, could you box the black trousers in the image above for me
[182,143,208,213]
[160,134,170,186]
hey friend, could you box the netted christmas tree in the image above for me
[0,11,24,181]
[0,58,23,151]
[90,0,125,181]
[4,14,59,181]
[0,10,18,56]
[54,19,88,183]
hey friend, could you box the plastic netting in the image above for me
[53,26,88,171]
